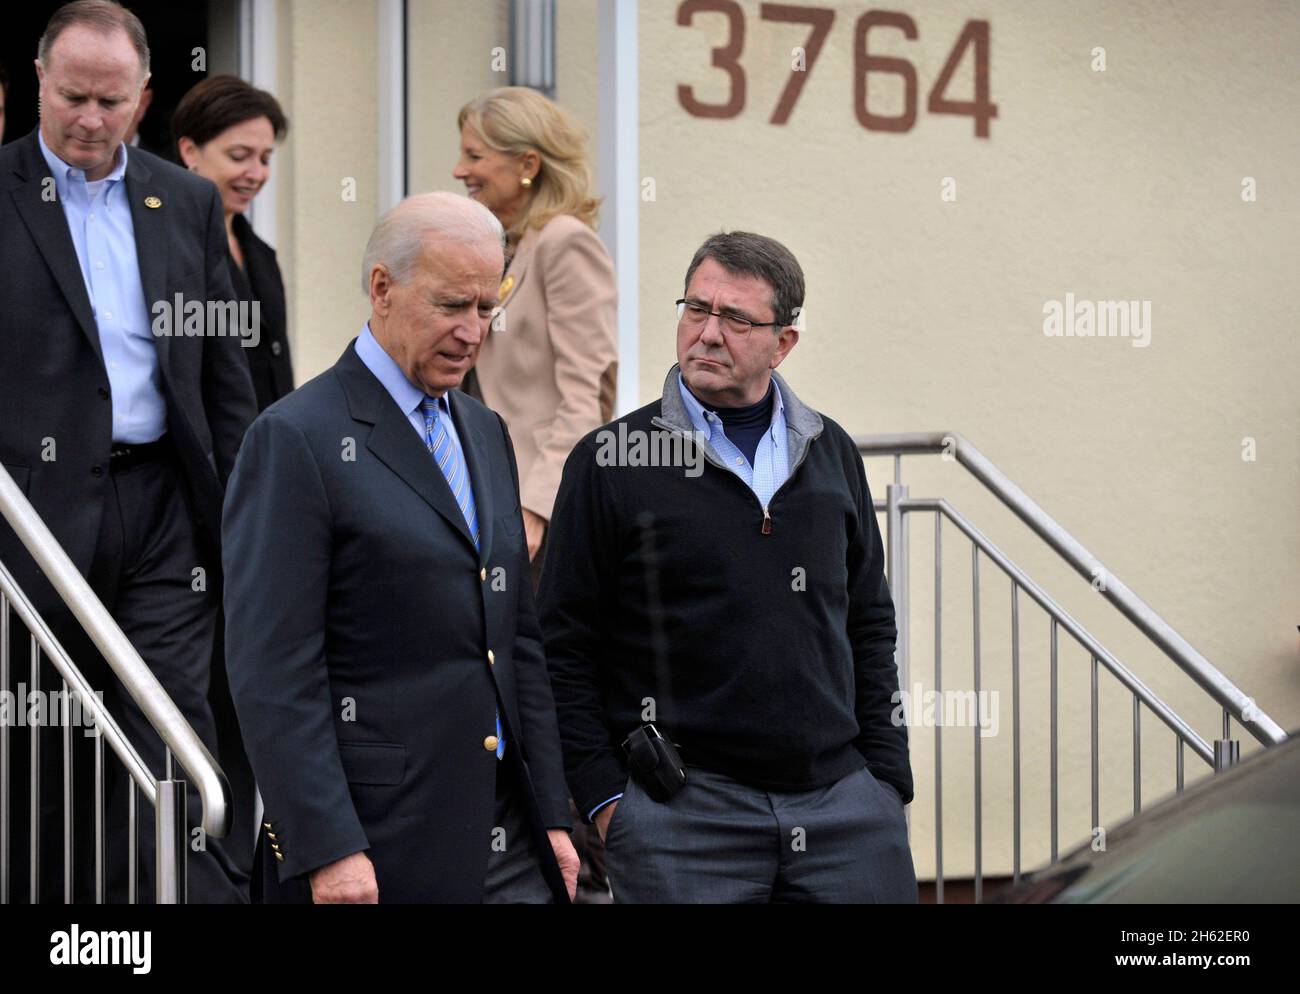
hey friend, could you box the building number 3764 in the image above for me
[676,1,997,138]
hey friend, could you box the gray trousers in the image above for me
[481,760,554,904]
[603,763,918,904]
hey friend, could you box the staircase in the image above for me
[857,431,1287,903]
[0,463,231,903]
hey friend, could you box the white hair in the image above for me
[360,191,505,294]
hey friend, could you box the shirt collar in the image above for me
[356,323,440,420]
[675,373,786,444]
[38,129,129,198]
[770,380,787,440]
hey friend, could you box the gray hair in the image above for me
[361,192,505,294]
[38,0,151,80]
[684,231,805,327]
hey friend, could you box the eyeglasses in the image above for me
[675,299,784,337]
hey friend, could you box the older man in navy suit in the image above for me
[223,192,579,903]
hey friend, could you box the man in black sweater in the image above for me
[539,231,917,903]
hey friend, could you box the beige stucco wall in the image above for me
[408,0,510,196]
[267,0,1299,882]
[275,0,380,382]
[406,1,602,197]
[272,0,602,390]
[554,1,602,162]
[639,0,1300,879]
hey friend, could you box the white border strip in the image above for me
[598,0,640,415]
[377,0,407,217]
[243,0,279,246]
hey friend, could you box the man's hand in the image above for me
[522,507,546,561]
[547,829,580,902]
[310,851,378,904]
[594,800,618,843]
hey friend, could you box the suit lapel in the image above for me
[337,344,480,558]
[125,151,171,374]
[9,132,102,362]
[497,228,538,313]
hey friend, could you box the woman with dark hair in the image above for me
[173,74,292,411]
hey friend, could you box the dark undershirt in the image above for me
[689,380,775,467]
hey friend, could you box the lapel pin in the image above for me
[144,196,162,209]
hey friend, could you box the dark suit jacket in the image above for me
[221,341,572,903]
[0,129,257,613]
[230,212,293,412]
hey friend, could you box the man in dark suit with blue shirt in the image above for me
[222,191,579,903]
[0,0,255,903]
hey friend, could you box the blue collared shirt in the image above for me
[676,373,791,506]
[354,323,503,758]
[354,323,470,456]
[39,131,165,444]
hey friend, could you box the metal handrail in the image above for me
[0,562,157,801]
[0,464,231,837]
[856,431,1286,748]
[906,496,1215,765]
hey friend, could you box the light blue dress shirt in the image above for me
[354,323,470,458]
[39,131,165,444]
[354,324,504,758]
[676,373,791,506]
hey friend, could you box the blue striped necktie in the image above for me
[421,396,480,550]
[421,396,501,758]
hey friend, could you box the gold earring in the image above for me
[520,176,532,188]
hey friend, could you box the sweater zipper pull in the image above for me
[761,505,772,535]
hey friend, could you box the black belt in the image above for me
[109,435,170,471]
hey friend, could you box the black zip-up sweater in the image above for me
[539,366,911,821]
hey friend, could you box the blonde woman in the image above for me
[453,86,617,575]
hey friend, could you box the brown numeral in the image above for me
[677,0,747,119]
[760,4,836,125]
[928,20,998,138]
[677,5,996,139]
[853,10,919,133]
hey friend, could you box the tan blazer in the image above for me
[475,213,617,521]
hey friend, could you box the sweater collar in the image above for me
[676,374,782,445]
[658,363,823,465]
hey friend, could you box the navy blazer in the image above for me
[0,128,256,613]
[222,341,572,903]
